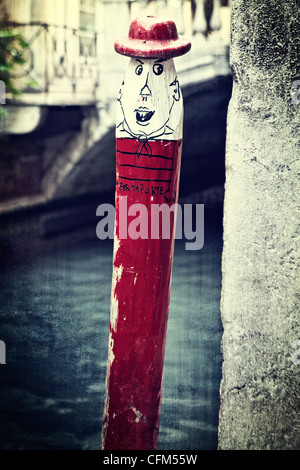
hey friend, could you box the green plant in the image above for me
[0,26,30,128]
[0,27,30,98]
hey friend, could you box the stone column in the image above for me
[218,0,300,450]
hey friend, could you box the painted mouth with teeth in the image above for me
[135,107,155,125]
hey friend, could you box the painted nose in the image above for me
[140,73,151,96]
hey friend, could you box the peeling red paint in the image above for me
[102,15,190,450]
[102,137,182,450]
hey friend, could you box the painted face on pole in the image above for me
[117,58,182,140]
[102,16,191,451]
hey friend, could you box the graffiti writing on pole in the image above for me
[0,340,6,365]
[291,80,300,104]
[290,340,300,365]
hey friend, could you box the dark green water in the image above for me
[0,217,223,450]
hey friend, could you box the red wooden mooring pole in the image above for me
[101,16,191,450]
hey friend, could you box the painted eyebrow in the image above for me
[135,59,144,64]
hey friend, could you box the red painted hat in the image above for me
[114,16,191,60]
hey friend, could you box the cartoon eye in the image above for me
[153,63,164,76]
[135,64,143,75]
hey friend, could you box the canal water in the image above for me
[0,72,232,450]
[0,209,223,450]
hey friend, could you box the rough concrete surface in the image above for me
[218,0,300,450]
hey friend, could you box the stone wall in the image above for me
[218,0,300,450]
[0,106,115,212]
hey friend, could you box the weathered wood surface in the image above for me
[102,55,185,450]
